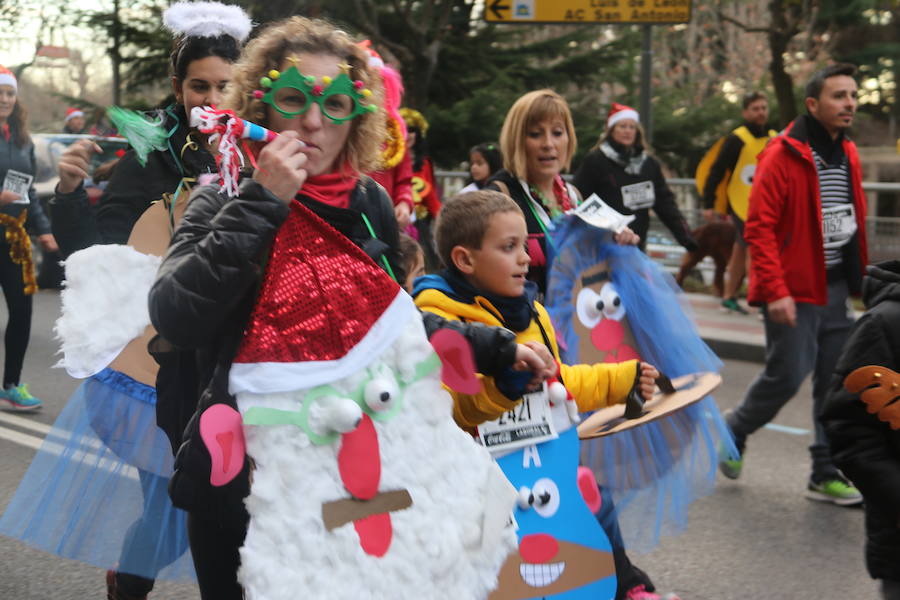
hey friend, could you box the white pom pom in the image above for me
[565,399,581,424]
[548,381,567,405]
[164,2,253,42]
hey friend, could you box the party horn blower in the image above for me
[190,105,278,143]
[190,105,287,197]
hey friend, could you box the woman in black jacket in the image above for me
[573,103,696,253]
[0,65,56,410]
[50,4,245,256]
[148,18,408,599]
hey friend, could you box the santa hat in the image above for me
[0,65,17,91]
[607,102,639,129]
[64,107,84,123]
[228,202,417,396]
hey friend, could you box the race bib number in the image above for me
[621,180,655,210]
[822,204,856,248]
[2,170,32,204]
[478,384,558,454]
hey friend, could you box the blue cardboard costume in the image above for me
[545,216,736,552]
[492,428,616,600]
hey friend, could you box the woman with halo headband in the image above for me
[0,3,252,599]
[147,16,408,599]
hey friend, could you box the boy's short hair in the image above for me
[435,191,523,268]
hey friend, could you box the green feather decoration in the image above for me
[106,106,169,166]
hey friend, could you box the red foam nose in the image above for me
[591,318,624,352]
[339,414,380,500]
[519,533,559,564]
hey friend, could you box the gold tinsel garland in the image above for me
[0,211,36,295]
[399,108,429,137]
[381,116,406,169]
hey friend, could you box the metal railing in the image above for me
[435,171,900,263]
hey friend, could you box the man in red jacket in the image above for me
[719,63,867,506]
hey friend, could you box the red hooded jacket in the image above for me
[745,116,868,306]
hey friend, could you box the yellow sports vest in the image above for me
[727,126,776,220]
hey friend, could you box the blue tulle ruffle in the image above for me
[0,368,194,581]
[546,217,737,553]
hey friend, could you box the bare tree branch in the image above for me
[717,11,773,34]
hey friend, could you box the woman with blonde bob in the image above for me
[486,89,637,293]
[147,17,403,599]
[488,91,677,600]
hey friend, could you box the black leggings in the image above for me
[187,511,248,600]
[0,243,32,388]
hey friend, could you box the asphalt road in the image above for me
[0,290,875,599]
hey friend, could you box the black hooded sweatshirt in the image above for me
[823,260,900,581]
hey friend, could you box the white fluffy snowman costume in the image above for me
[218,202,516,599]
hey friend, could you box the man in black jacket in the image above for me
[823,260,900,600]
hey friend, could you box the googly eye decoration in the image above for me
[576,288,603,329]
[531,478,560,518]
[598,283,626,321]
[364,377,400,413]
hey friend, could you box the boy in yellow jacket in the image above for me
[413,190,658,432]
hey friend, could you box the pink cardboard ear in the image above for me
[429,328,481,395]
[577,466,602,513]
[200,404,246,487]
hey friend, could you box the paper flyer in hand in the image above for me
[568,193,634,233]
[3,169,33,204]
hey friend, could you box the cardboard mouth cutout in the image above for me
[490,540,614,599]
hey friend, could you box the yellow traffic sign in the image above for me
[485,0,691,24]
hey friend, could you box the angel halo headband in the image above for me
[255,60,378,124]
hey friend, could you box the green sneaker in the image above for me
[806,476,863,506]
[720,297,749,315]
[0,383,43,412]
[718,443,743,480]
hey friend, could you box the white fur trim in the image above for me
[0,73,16,91]
[54,245,160,378]
[163,2,253,42]
[64,110,84,122]
[229,291,418,395]
[608,108,639,129]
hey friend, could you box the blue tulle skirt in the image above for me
[0,368,194,581]
[546,217,737,554]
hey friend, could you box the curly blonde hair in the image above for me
[223,17,386,174]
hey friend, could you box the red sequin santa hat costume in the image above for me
[228,202,417,396]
